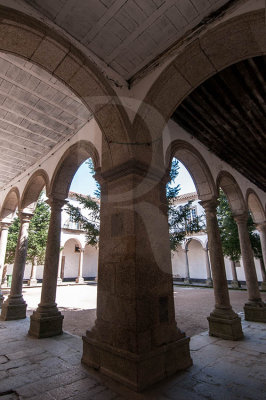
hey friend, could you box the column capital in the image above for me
[46,197,68,210]
[234,212,248,225]
[256,221,266,233]
[18,211,34,223]
[0,221,11,230]
[199,198,218,214]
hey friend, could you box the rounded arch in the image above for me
[166,140,217,201]
[133,9,266,144]
[62,237,83,250]
[0,187,20,221]
[185,237,205,251]
[0,5,133,167]
[20,169,50,211]
[246,188,265,224]
[50,140,100,200]
[217,171,246,216]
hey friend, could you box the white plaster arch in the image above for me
[0,187,20,222]
[246,189,266,224]
[217,171,247,216]
[166,139,217,202]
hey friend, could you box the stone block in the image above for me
[29,314,64,338]
[1,302,27,321]
[244,303,266,323]
[82,334,192,391]
[208,314,243,341]
[31,37,66,72]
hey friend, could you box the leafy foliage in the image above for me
[217,190,262,262]
[66,159,100,247]
[167,159,204,251]
[5,195,50,265]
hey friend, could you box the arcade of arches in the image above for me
[0,0,265,392]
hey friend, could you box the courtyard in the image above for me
[0,285,266,399]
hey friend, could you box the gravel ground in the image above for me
[11,284,266,338]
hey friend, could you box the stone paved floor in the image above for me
[0,317,265,399]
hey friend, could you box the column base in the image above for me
[28,278,37,286]
[244,301,266,322]
[82,335,192,392]
[184,278,191,285]
[260,282,266,291]
[28,304,64,338]
[208,309,243,340]
[57,277,62,284]
[1,296,27,320]
[231,280,241,289]
[75,277,85,284]
[206,278,213,287]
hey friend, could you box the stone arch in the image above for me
[50,140,100,200]
[62,237,83,250]
[0,5,133,168]
[20,169,50,211]
[133,8,266,146]
[217,171,246,216]
[0,187,20,221]
[166,140,217,201]
[246,189,265,224]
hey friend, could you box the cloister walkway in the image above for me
[0,317,265,400]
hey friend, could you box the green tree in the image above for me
[67,158,203,250]
[217,190,261,262]
[5,195,50,266]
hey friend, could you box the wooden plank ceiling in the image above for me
[172,56,266,192]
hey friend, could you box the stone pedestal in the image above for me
[82,335,192,391]
[235,214,266,322]
[200,199,243,340]
[28,258,38,286]
[82,161,192,390]
[1,212,32,320]
[29,198,66,338]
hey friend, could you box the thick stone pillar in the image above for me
[28,257,37,286]
[234,213,266,322]
[204,247,213,287]
[76,248,84,284]
[257,223,266,290]
[29,197,65,338]
[184,248,191,284]
[82,161,192,391]
[200,199,243,340]
[230,260,241,288]
[1,212,32,320]
[57,249,63,284]
[0,223,10,305]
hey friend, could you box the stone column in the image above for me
[57,249,63,284]
[0,223,10,305]
[259,259,266,291]
[234,213,266,322]
[184,247,191,284]
[1,212,33,320]
[82,161,192,391]
[29,197,66,338]
[28,257,38,286]
[76,248,84,284]
[200,199,243,340]
[230,260,241,288]
[204,247,213,287]
[257,223,266,290]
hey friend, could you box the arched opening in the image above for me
[0,188,20,222]
[246,189,265,225]
[61,238,83,282]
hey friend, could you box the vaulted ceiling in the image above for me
[172,56,266,192]
[25,0,230,81]
[0,52,90,188]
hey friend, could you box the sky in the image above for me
[70,160,196,196]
